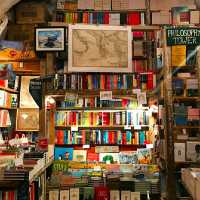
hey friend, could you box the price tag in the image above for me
[132,89,141,94]
[100,91,112,100]
[134,125,141,130]
[146,144,154,149]
[94,166,101,171]
[83,144,90,149]
[124,125,131,130]
[71,126,78,131]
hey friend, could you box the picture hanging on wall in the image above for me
[68,24,132,72]
[16,108,39,131]
[35,27,66,52]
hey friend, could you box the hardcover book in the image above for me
[119,151,138,164]
[49,190,59,200]
[174,143,185,162]
[73,150,87,162]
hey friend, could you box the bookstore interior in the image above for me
[0,0,200,200]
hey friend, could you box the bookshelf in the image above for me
[156,26,200,200]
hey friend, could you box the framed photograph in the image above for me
[16,108,39,131]
[68,24,132,72]
[35,27,66,52]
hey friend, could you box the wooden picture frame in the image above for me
[68,24,132,72]
[16,108,39,131]
[35,27,66,52]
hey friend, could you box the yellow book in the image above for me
[171,45,186,67]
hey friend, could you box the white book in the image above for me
[190,10,200,24]
[70,188,79,200]
[121,191,131,200]
[186,141,200,162]
[131,192,140,200]
[110,190,120,200]
[49,190,59,200]
[174,143,185,162]
[60,190,69,200]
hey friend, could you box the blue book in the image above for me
[54,147,74,160]
[139,131,145,144]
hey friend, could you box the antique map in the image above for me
[68,25,132,72]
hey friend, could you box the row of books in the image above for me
[56,11,144,25]
[0,90,18,108]
[49,188,141,200]
[0,191,17,200]
[0,110,11,127]
[50,72,156,91]
[57,97,138,109]
[173,78,198,97]
[174,105,200,126]
[57,0,146,10]
[56,130,154,145]
[55,110,151,126]
[0,78,19,90]
[54,147,152,164]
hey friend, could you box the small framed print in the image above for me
[35,27,66,52]
[16,108,39,131]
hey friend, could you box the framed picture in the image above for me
[68,24,132,72]
[16,108,39,131]
[35,27,66,52]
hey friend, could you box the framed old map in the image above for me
[68,24,132,72]
[16,108,39,131]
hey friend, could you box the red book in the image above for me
[129,12,141,25]
[133,31,144,38]
[103,12,109,24]
[56,130,64,144]
[95,186,110,200]
[88,152,99,162]
[108,131,112,144]
[0,80,6,87]
[100,75,106,89]
[147,72,154,90]
[82,74,87,89]
[103,112,110,126]
[106,75,111,90]
[122,132,126,145]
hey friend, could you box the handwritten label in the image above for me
[167,28,200,46]
[71,126,78,131]
[100,91,112,100]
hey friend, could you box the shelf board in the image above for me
[56,107,149,111]
[55,125,150,129]
[173,126,200,129]
[0,106,17,110]
[173,96,200,101]
[55,144,146,148]
[0,87,18,93]
[56,9,147,13]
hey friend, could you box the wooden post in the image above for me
[163,29,176,200]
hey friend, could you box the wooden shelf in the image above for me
[55,125,150,129]
[56,9,147,13]
[173,126,200,129]
[173,96,200,101]
[29,159,53,183]
[56,107,149,111]
[0,106,17,110]
[0,87,18,94]
[55,144,146,148]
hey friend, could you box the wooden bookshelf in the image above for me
[0,106,17,110]
[56,9,147,13]
[0,87,18,94]
[55,144,146,148]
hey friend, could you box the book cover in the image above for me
[87,152,99,162]
[174,143,185,162]
[110,190,120,200]
[70,188,79,200]
[54,147,73,160]
[99,153,119,164]
[119,151,138,164]
[137,148,152,164]
[49,190,59,200]
[131,192,140,200]
[121,191,131,200]
[172,6,189,25]
[95,186,109,200]
[186,141,200,162]
[171,45,186,67]
[59,190,69,200]
[83,187,94,200]
[73,150,87,162]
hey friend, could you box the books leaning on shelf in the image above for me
[0,90,17,108]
